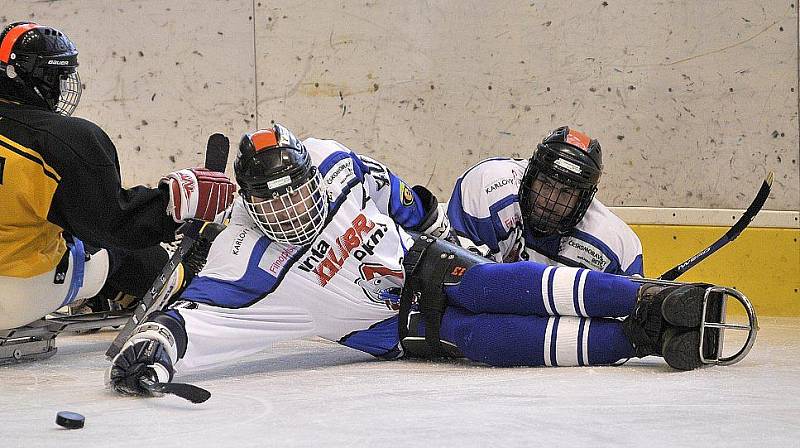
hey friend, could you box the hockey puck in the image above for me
[55,411,85,429]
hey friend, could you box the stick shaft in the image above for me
[658,172,773,281]
[106,134,230,359]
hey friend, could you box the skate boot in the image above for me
[620,283,696,361]
[623,283,713,369]
[624,281,758,370]
[658,285,722,370]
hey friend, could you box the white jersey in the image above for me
[172,138,429,372]
[447,158,643,276]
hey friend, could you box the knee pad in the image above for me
[399,234,488,357]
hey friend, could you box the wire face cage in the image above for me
[243,171,328,246]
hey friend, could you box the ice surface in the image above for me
[1,318,798,447]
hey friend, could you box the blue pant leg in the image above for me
[439,307,635,367]
[444,261,640,317]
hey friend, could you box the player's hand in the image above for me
[107,332,175,396]
[162,167,236,224]
[410,185,453,240]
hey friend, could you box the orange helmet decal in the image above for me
[0,23,38,63]
[565,129,592,152]
[250,129,279,152]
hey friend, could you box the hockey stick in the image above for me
[139,378,211,404]
[658,172,773,281]
[106,133,231,359]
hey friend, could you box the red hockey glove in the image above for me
[161,167,235,223]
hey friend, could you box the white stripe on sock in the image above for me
[552,267,580,316]
[582,318,591,365]
[555,316,581,366]
[543,317,555,366]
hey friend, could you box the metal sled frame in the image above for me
[700,286,758,366]
[631,278,759,367]
[0,310,130,365]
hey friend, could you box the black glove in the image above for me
[108,331,176,396]
[410,185,453,240]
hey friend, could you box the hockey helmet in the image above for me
[519,126,603,236]
[0,22,81,116]
[234,123,328,245]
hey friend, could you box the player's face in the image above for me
[244,173,328,245]
[251,185,316,231]
[525,173,580,232]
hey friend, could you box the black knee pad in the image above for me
[399,234,489,358]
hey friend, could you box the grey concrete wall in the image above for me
[2,1,256,185]
[4,0,798,210]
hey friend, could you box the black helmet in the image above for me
[519,126,603,236]
[234,124,328,245]
[0,22,81,116]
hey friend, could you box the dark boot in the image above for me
[659,284,722,328]
[622,283,713,370]
[661,328,703,371]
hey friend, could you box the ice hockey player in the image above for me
[107,123,750,397]
[447,126,643,275]
[0,22,235,346]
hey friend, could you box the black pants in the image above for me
[85,244,168,298]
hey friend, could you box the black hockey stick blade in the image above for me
[205,133,230,173]
[658,172,773,281]
[140,378,211,404]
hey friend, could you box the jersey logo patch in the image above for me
[560,237,611,270]
[323,157,354,188]
[258,243,300,276]
[400,182,414,206]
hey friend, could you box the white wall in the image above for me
[4,0,798,210]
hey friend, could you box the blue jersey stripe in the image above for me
[339,315,399,357]
[624,254,644,276]
[572,268,583,316]
[181,236,277,308]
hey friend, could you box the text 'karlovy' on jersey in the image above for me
[447,158,643,276]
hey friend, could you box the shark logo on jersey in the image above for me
[355,263,404,310]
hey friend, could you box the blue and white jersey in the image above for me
[171,138,426,372]
[447,158,643,276]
